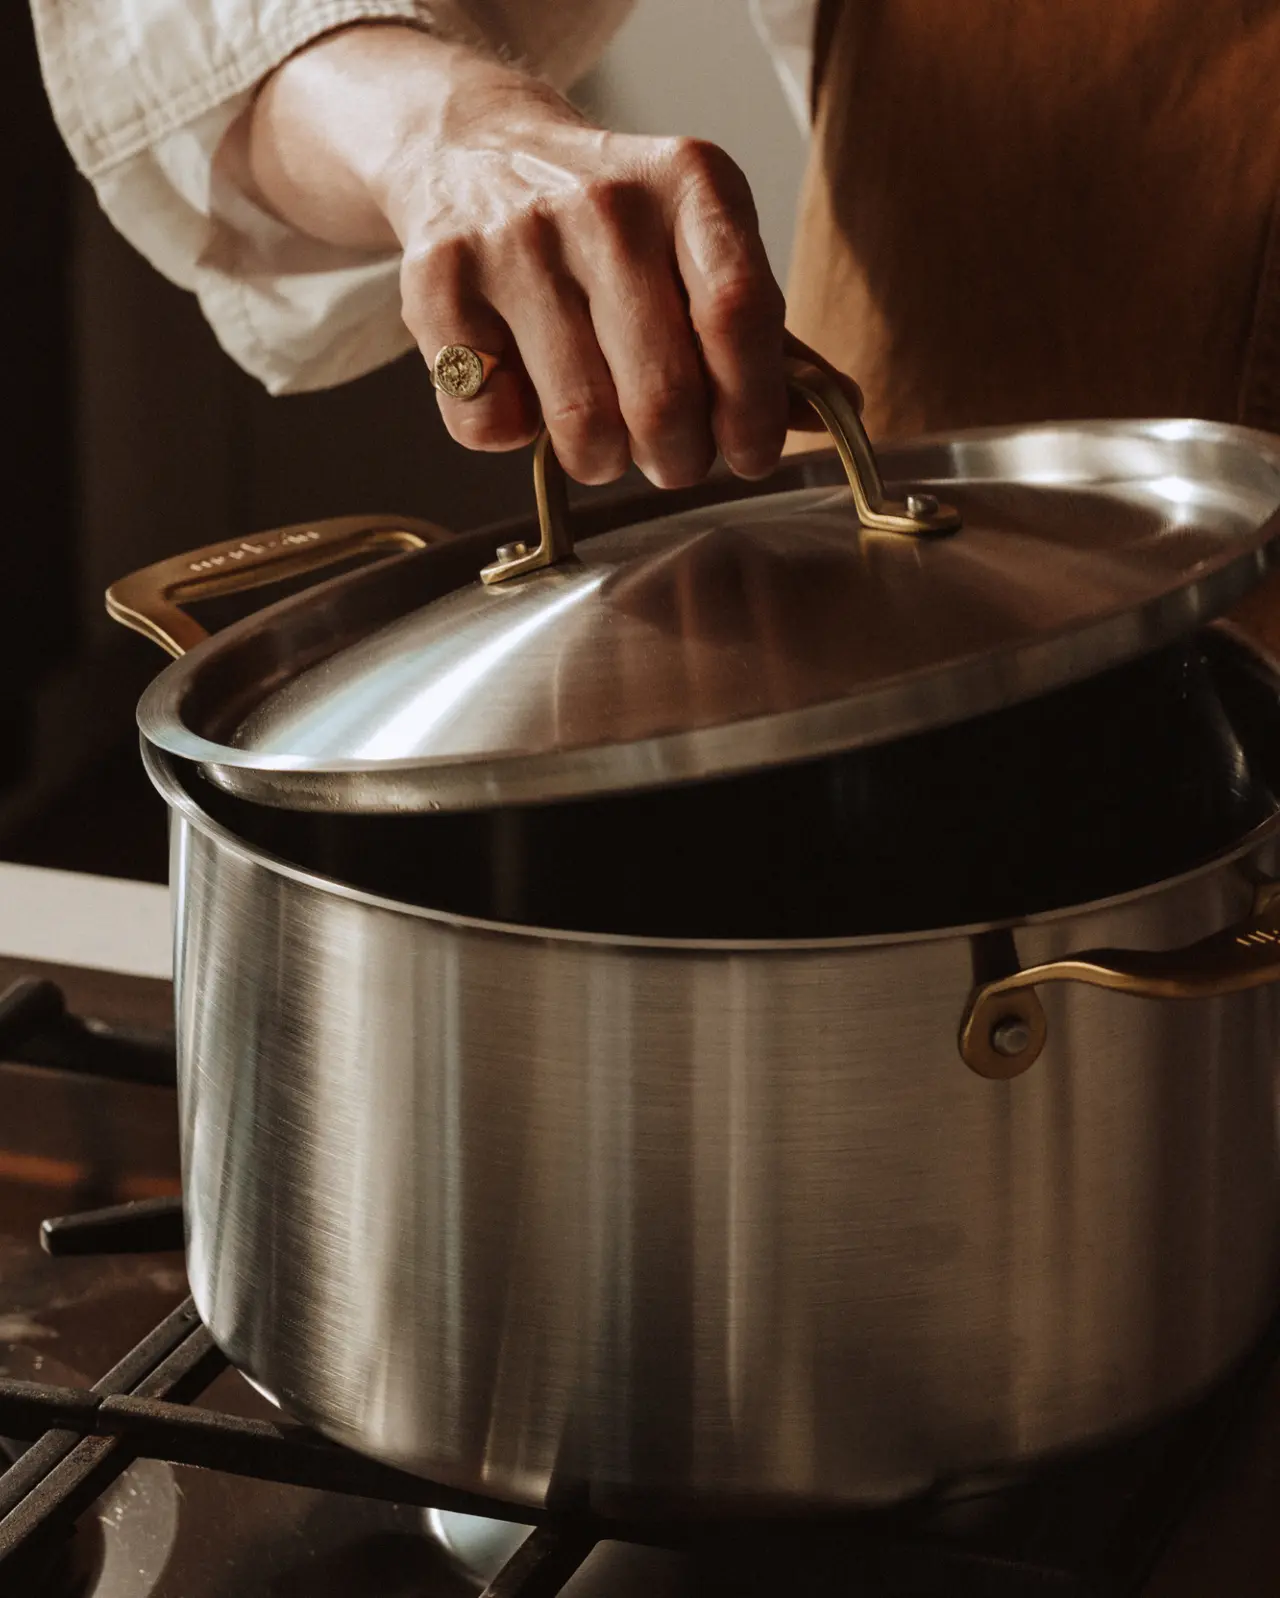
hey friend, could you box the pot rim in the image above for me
[147,742,1280,955]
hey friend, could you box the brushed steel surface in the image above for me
[151,747,1280,1512]
[137,421,1280,812]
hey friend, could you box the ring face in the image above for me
[433,345,489,401]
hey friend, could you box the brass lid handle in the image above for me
[784,361,962,535]
[106,515,449,658]
[480,354,962,586]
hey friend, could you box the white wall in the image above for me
[580,2,808,284]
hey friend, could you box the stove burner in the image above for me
[427,1509,529,1587]
[0,975,1276,1598]
[0,1438,104,1598]
[0,1440,179,1598]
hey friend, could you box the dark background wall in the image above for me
[0,10,541,880]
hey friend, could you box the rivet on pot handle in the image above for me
[105,515,449,658]
[960,888,1280,1079]
[480,351,962,586]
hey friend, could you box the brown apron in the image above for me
[788,0,1280,443]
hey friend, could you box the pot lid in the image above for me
[114,366,1280,813]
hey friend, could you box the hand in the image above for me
[232,26,860,487]
[390,111,790,487]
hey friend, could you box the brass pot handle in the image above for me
[480,353,962,586]
[105,514,449,658]
[960,884,1280,1080]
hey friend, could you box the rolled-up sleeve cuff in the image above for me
[32,0,480,392]
[96,90,418,395]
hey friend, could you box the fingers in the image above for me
[400,238,539,454]
[668,140,789,479]
[403,226,631,484]
[563,179,714,489]
[487,209,632,485]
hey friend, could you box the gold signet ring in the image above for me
[431,344,500,401]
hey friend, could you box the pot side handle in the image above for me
[105,514,449,658]
[960,882,1280,1080]
[479,352,962,586]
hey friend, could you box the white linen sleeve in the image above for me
[29,0,634,395]
[749,0,818,130]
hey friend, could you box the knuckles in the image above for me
[541,391,630,484]
[572,175,653,235]
[542,386,626,446]
[660,136,752,208]
[698,270,786,340]
[500,205,563,268]
[625,379,707,445]
[399,131,765,323]
[402,207,567,319]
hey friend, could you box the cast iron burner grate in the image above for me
[0,975,1273,1597]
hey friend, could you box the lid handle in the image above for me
[106,515,448,658]
[481,353,962,586]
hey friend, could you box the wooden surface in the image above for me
[0,951,172,1032]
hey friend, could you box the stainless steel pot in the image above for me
[153,736,1280,1512]
[110,381,1280,1513]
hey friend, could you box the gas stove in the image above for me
[0,874,1278,1597]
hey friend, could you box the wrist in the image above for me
[238,21,573,253]
[371,51,587,245]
